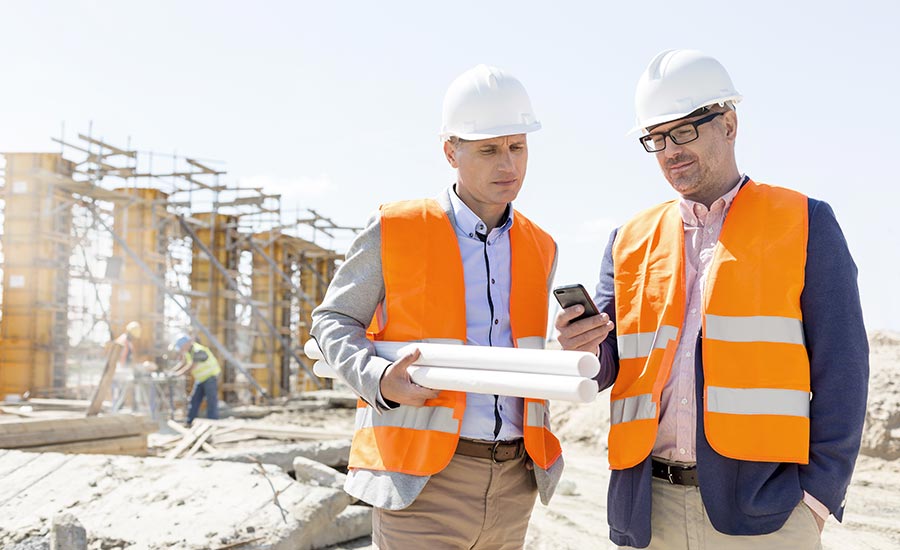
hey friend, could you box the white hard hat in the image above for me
[125,321,142,338]
[440,64,541,141]
[631,49,742,134]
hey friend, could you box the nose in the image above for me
[660,136,685,158]
[497,149,516,172]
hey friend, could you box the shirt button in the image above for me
[468,233,474,238]
[491,278,495,284]
[494,319,499,325]
[685,352,692,358]
[681,398,688,405]
[707,228,714,234]
[690,308,697,314]
[679,448,686,455]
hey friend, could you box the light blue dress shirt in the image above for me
[447,186,524,441]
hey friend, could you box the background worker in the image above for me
[108,321,142,411]
[311,64,564,549]
[170,333,221,426]
[556,49,868,549]
[112,321,142,368]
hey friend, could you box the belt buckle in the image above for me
[667,466,675,484]
[491,440,502,463]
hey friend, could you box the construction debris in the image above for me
[50,513,87,550]
[0,414,156,456]
[208,439,352,473]
[292,456,347,489]
[0,449,369,550]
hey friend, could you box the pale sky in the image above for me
[1,1,897,331]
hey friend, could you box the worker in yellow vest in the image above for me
[171,333,221,426]
[311,64,563,549]
[557,49,868,549]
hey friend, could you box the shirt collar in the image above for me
[448,184,514,239]
[679,174,747,227]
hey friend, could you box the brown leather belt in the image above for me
[651,459,699,486]
[455,438,525,463]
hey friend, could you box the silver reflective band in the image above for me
[355,405,460,434]
[705,315,805,345]
[526,401,546,428]
[517,336,545,350]
[618,325,678,359]
[611,393,656,425]
[707,386,810,418]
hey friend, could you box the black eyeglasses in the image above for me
[639,111,725,153]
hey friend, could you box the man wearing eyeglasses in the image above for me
[556,49,868,549]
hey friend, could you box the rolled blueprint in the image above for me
[303,339,599,378]
[312,361,598,403]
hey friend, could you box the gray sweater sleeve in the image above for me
[310,212,394,411]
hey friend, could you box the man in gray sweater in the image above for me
[311,64,563,549]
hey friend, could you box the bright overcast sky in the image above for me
[2,1,897,331]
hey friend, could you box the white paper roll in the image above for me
[311,361,599,403]
[304,339,599,378]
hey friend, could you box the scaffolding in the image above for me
[0,130,355,403]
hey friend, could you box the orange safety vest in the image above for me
[609,181,810,470]
[348,198,563,476]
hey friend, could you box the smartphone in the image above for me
[553,284,600,322]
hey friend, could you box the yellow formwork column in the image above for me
[189,213,237,393]
[0,153,74,398]
[109,188,169,361]
[250,231,291,397]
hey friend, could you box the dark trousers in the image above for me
[187,376,219,425]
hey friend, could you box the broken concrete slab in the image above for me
[0,449,351,550]
[293,456,347,489]
[209,439,351,472]
[50,513,86,550]
[309,505,372,549]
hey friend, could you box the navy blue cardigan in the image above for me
[593,194,869,548]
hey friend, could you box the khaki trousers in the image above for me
[618,478,822,550]
[373,452,538,550]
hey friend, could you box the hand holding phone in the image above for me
[553,283,614,354]
[553,284,600,322]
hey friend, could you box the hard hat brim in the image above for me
[628,95,743,136]
[441,121,541,142]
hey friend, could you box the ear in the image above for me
[723,110,738,142]
[443,140,459,168]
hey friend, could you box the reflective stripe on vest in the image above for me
[350,198,562,475]
[610,393,656,425]
[355,400,460,433]
[705,315,805,345]
[617,325,679,360]
[610,181,810,469]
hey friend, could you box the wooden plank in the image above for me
[24,398,95,411]
[210,433,259,445]
[165,424,211,459]
[167,420,218,454]
[86,343,122,416]
[0,407,40,418]
[0,415,156,449]
[23,434,148,456]
[199,419,351,440]
[184,429,214,458]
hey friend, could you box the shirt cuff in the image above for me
[375,361,400,411]
[803,491,829,522]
